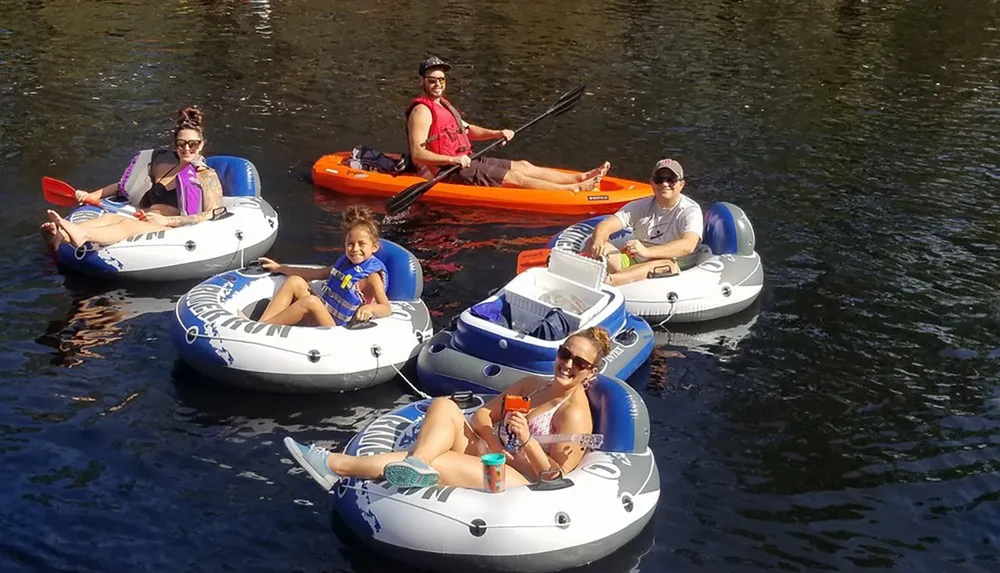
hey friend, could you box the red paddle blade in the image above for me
[41,176,79,206]
[516,248,551,274]
[41,176,144,219]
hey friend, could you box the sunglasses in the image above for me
[651,173,681,185]
[175,139,203,150]
[556,345,595,371]
[424,76,446,85]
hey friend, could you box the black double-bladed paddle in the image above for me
[385,84,586,216]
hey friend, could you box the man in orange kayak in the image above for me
[406,56,609,192]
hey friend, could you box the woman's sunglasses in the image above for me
[556,345,595,371]
[175,139,203,150]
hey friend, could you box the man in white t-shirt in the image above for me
[586,158,703,286]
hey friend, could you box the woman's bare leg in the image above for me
[410,397,476,462]
[327,451,409,479]
[428,451,529,489]
[290,397,532,488]
[327,450,528,488]
[75,213,130,229]
[329,398,476,478]
[39,222,66,251]
[259,276,313,322]
[146,204,180,216]
[40,212,125,251]
[47,210,166,248]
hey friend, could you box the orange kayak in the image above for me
[311,152,652,215]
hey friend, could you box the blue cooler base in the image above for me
[415,314,653,396]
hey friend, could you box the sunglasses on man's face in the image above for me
[556,345,595,371]
[651,173,680,185]
[424,76,446,85]
[176,139,203,150]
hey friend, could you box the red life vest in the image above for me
[405,97,473,157]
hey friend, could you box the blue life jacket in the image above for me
[320,255,388,326]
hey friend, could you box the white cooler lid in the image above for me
[548,249,607,290]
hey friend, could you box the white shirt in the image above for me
[614,195,703,246]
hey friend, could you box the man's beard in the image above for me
[422,86,443,98]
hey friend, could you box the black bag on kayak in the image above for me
[348,145,409,174]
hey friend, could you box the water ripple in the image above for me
[1,0,1000,572]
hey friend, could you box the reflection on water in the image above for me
[646,304,761,394]
[34,288,178,368]
[1,0,999,572]
[171,360,412,439]
[655,304,761,356]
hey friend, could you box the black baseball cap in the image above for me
[419,56,451,76]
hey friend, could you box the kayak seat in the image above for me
[373,239,423,302]
[206,156,261,198]
[703,202,756,257]
[587,374,649,453]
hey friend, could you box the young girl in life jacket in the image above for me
[255,206,391,326]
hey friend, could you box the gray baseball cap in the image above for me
[652,158,684,180]
[419,56,451,76]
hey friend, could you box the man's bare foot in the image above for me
[593,170,606,190]
[571,173,603,194]
[47,210,87,248]
[597,161,611,179]
[578,161,611,182]
[39,222,65,251]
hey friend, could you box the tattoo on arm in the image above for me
[200,171,224,211]
[167,214,200,227]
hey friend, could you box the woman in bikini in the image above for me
[284,326,612,490]
[39,106,224,251]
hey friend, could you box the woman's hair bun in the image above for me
[573,326,613,364]
[176,106,204,130]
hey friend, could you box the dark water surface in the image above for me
[2,0,999,571]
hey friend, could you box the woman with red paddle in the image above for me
[40,106,224,251]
